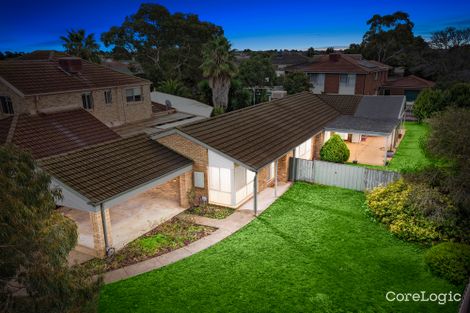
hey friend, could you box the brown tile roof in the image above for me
[286,54,390,74]
[16,50,69,61]
[0,109,120,159]
[317,94,362,115]
[0,58,150,96]
[382,75,435,89]
[38,134,192,204]
[178,92,340,170]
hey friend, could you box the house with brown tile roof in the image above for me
[380,75,435,102]
[152,91,406,214]
[0,107,194,258]
[286,53,391,95]
[0,52,153,126]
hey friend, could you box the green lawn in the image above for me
[100,183,461,313]
[387,122,431,172]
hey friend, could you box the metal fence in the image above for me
[291,158,400,191]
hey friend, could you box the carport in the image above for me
[39,134,193,257]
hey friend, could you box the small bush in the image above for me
[320,134,350,163]
[424,242,470,286]
[366,179,442,243]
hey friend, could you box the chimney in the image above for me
[329,53,341,62]
[58,57,82,73]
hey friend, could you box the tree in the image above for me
[200,36,237,110]
[283,72,311,94]
[60,29,100,63]
[320,134,350,163]
[413,88,446,121]
[238,55,275,88]
[228,79,251,111]
[361,11,415,65]
[0,145,101,312]
[431,27,470,49]
[306,47,315,57]
[344,43,362,54]
[325,47,335,54]
[425,107,470,211]
[101,3,222,90]
[157,79,190,97]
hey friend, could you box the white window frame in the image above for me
[81,92,93,110]
[126,87,142,103]
[104,90,112,104]
[0,96,14,114]
[209,167,231,193]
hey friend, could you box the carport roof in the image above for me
[325,116,399,135]
[38,134,192,205]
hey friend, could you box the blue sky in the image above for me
[1,0,470,51]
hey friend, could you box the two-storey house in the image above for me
[0,51,152,126]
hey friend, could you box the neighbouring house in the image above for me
[0,51,152,126]
[322,95,406,166]
[285,53,391,95]
[271,52,311,76]
[380,74,435,102]
[0,108,193,258]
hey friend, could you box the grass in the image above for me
[100,183,461,313]
[80,218,215,274]
[188,205,235,219]
[349,122,432,172]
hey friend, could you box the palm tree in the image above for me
[157,79,190,97]
[200,36,237,111]
[60,29,100,62]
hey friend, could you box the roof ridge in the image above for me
[5,114,19,144]
[177,91,312,130]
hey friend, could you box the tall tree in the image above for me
[60,29,100,62]
[200,36,237,110]
[283,72,311,94]
[431,27,470,49]
[0,146,101,312]
[361,11,415,64]
[101,3,222,90]
[238,55,275,105]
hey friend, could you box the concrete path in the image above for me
[102,182,291,284]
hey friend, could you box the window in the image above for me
[81,92,93,110]
[340,74,350,85]
[295,138,312,160]
[0,96,14,114]
[104,90,112,104]
[209,167,231,192]
[126,87,142,102]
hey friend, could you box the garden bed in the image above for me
[80,218,216,274]
[187,204,235,219]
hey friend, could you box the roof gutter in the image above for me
[20,82,152,97]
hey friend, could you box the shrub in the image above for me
[424,242,470,286]
[320,134,350,163]
[366,179,442,243]
[413,88,446,122]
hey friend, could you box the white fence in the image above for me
[292,158,400,191]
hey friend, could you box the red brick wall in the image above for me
[324,74,339,93]
[355,75,366,95]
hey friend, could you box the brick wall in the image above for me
[89,208,112,258]
[324,74,339,93]
[157,134,208,200]
[277,151,293,183]
[312,131,324,159]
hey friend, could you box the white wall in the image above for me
[295,138,312,160]
[51,178,97,212]
[208,150,234,206]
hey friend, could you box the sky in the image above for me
[1,0,470,52]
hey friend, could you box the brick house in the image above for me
[379,75,435,102]
[0,109,194,258]
[285,53,391,95]
[0,52,152,126]
[154,92,340,212]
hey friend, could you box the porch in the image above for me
[345,136,388,166]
